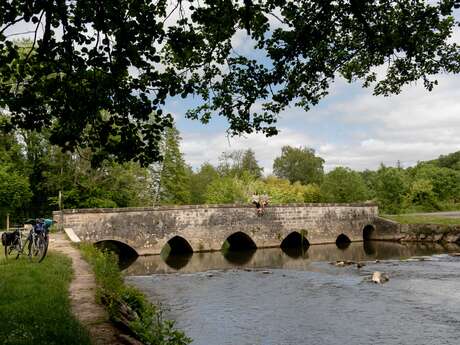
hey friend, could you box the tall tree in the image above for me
[273,146,324,185]
[0,165,31,227]
[190,163,219,204]
[412,163,460,202]
[1,1,460,164]
[153,125,191,205]
[217,149,263,178]
[241,149,263,178]
[320,167,369,203]
[428,151,460,171]
[375,165,409,214]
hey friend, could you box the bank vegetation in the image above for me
[79,244,191,345]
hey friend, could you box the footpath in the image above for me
[51,233,123,345]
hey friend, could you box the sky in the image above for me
[171,46,460,175]
[4,3,460,174]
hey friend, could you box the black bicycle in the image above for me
[2,226,48,262]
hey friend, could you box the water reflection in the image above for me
[222,248,256,265]
[335,233,351,250]
[124,241,460,276]
[281,246,309,259]
[163,253,193,270]
[363,240,376,255]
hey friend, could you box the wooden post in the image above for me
[6,213,9,231]
[59,191,64,231]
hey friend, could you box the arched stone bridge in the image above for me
[54,203,398,256]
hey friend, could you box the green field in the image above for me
[0,249,91,345]
[383,214,460,226]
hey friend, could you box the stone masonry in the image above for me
[53,203,390,255]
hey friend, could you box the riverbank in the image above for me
[0,249,92,345]
[79,243,191,345]
[51,233,122,345]
[382,213,460,243]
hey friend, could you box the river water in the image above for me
[125,242,460,345]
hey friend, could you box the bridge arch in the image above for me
[280,231,310,250]
[161,236,194,257]
[94,239,139,269]
[94,239,139,257]
[363,224,376,241]
[222,231,257,252]
[281,231,309,259]
[335,233,351,250]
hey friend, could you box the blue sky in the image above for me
[171,53,460,174]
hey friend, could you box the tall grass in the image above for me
[0,251,91,345]
[79,244,191,345]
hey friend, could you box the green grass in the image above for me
[79,244,191,345]
[0,250,91,345]
[383,214,460,226]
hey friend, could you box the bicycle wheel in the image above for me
[27,236,38,261]
[30,235,47,263]
[5,238,21,260]
[16,239,27,260]
[38,235,49,263]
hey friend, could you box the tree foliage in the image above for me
[374,165,409,214]
[190,163,219,204]
[406,178,438,211]
[428,150,460,170]
[252,176,321,204]
[0,164,32,225]
[273,146,324,185]
[204,176,247,204]
[217,149,263,178]
[153,125,191,205]
[1,1,460,164]
[320,167,369,203]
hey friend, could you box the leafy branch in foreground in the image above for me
[1,1,460,165]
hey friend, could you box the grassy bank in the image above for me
[0,250,91,345]
[383,214,460,226]
[79,244,191,345]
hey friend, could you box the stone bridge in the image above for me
[53,203,399,256]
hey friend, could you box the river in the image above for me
[124,241,460,345]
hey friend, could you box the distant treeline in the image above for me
[1,120,459,227]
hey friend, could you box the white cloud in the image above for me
[181,127,316,175]
[180,69,460,173]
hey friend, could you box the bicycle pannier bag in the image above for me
[1,232,16,246]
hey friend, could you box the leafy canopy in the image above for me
[273,146,324,185]
[1,1,460,165]
[320,167,369,203]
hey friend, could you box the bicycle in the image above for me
[3,226,48,262]
[26,228,49,263]
[3,227,24,260]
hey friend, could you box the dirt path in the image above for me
[51,233,123,345]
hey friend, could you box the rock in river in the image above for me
[372,271,389,284]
